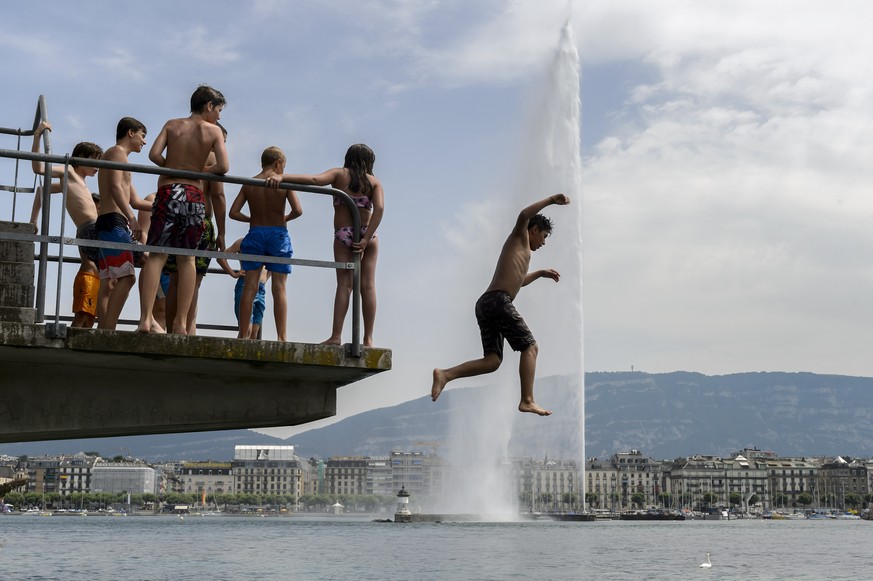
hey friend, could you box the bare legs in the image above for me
[238,266,265,340]
[516,343,551,415]
[97,274,134,330]
[431,352,501,401]
[271,272,288,342]
[172,256,196,335]
[432,343,552,416]
[323,237,378,346]
[136,252,168,334]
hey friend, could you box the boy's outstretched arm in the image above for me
[520,193,570,219]
[265,168,341,188]
[513,194,571,233]
[522,268,561,287]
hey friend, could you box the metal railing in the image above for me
[0,98,364,356]
[0,95,47,223]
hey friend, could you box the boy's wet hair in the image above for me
[528,214,553,233]
[261,146,285,168]
[191,85,226,113]
[343,143,375,196]
[116,117,146,141]
[70,142,103,168]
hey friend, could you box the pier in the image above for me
[0,98,392,443]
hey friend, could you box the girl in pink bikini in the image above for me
[267,144,384,347]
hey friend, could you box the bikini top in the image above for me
[333,193,373,211]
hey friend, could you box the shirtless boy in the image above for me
[162,122,228,335]
[228,146,302,341]
[29,121,103,328]
[96,117,148,330]
[431,193,571,416]
[137,85,229,335]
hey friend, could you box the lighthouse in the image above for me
[394,486,412,523]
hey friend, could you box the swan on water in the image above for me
[699,552,712,569]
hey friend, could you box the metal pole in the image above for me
[12,133,21,220]
[50,155,70,336]
[34,96,50,323]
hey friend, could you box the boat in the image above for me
[620,510,685,521]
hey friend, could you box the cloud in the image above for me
[579,3,873,374]
[160,26,242,65]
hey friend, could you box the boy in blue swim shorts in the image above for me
[228,146,302,341]
[218,237,269,339]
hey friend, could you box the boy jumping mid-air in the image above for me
[431,193,571,416]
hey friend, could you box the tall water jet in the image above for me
[438,21,583,517]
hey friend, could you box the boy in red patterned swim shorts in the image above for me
[431,194,571,416]
[136,85,229,335]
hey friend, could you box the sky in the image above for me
[2,0,873,437]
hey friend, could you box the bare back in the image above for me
[239,170,299,227]
[485,222,532,300]
[155,117,224,189]
[327,168,378,230]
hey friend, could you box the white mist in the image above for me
[438,21,584,517]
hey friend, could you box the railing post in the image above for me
[34,96,49,323]
[349,197,363,358]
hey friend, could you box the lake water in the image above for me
[1,514,870,580]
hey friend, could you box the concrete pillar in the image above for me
[0,221,36,324]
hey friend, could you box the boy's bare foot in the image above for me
[136,321,166,334]
[518,401,552,416]
[432,368,448,402]
[321,337,342,346]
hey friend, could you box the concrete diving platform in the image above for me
[0,321,391,443]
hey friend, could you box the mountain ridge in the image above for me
[2,371,871,461]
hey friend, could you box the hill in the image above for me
[289,371,873,459]
[3,371,872,461]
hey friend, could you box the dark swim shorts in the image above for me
[76,220,99,264]
[164,217,215,275]
[146,183,206,249]
[475,290,536,361]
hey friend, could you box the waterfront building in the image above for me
[718,454,769,510]
[612,450,665,510]
[58,453,99,496]
[422,455,450,499]
[534,459,578,512]
[511,457,578,513]
[23,456,61,495]
[0,457,28,493]
[302,457,324,495]
[231,445,302,504]
[389,451,450,507]
[864,459,873,497]
[179,462,233,497]
[325,456,368,496]
[668,454,769,511]
[391,451,425,498]
[91,460,157,495]
[816,456,867,510]
[764,456,817,510]
[585,457,619,511]
[366,456,393,496]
